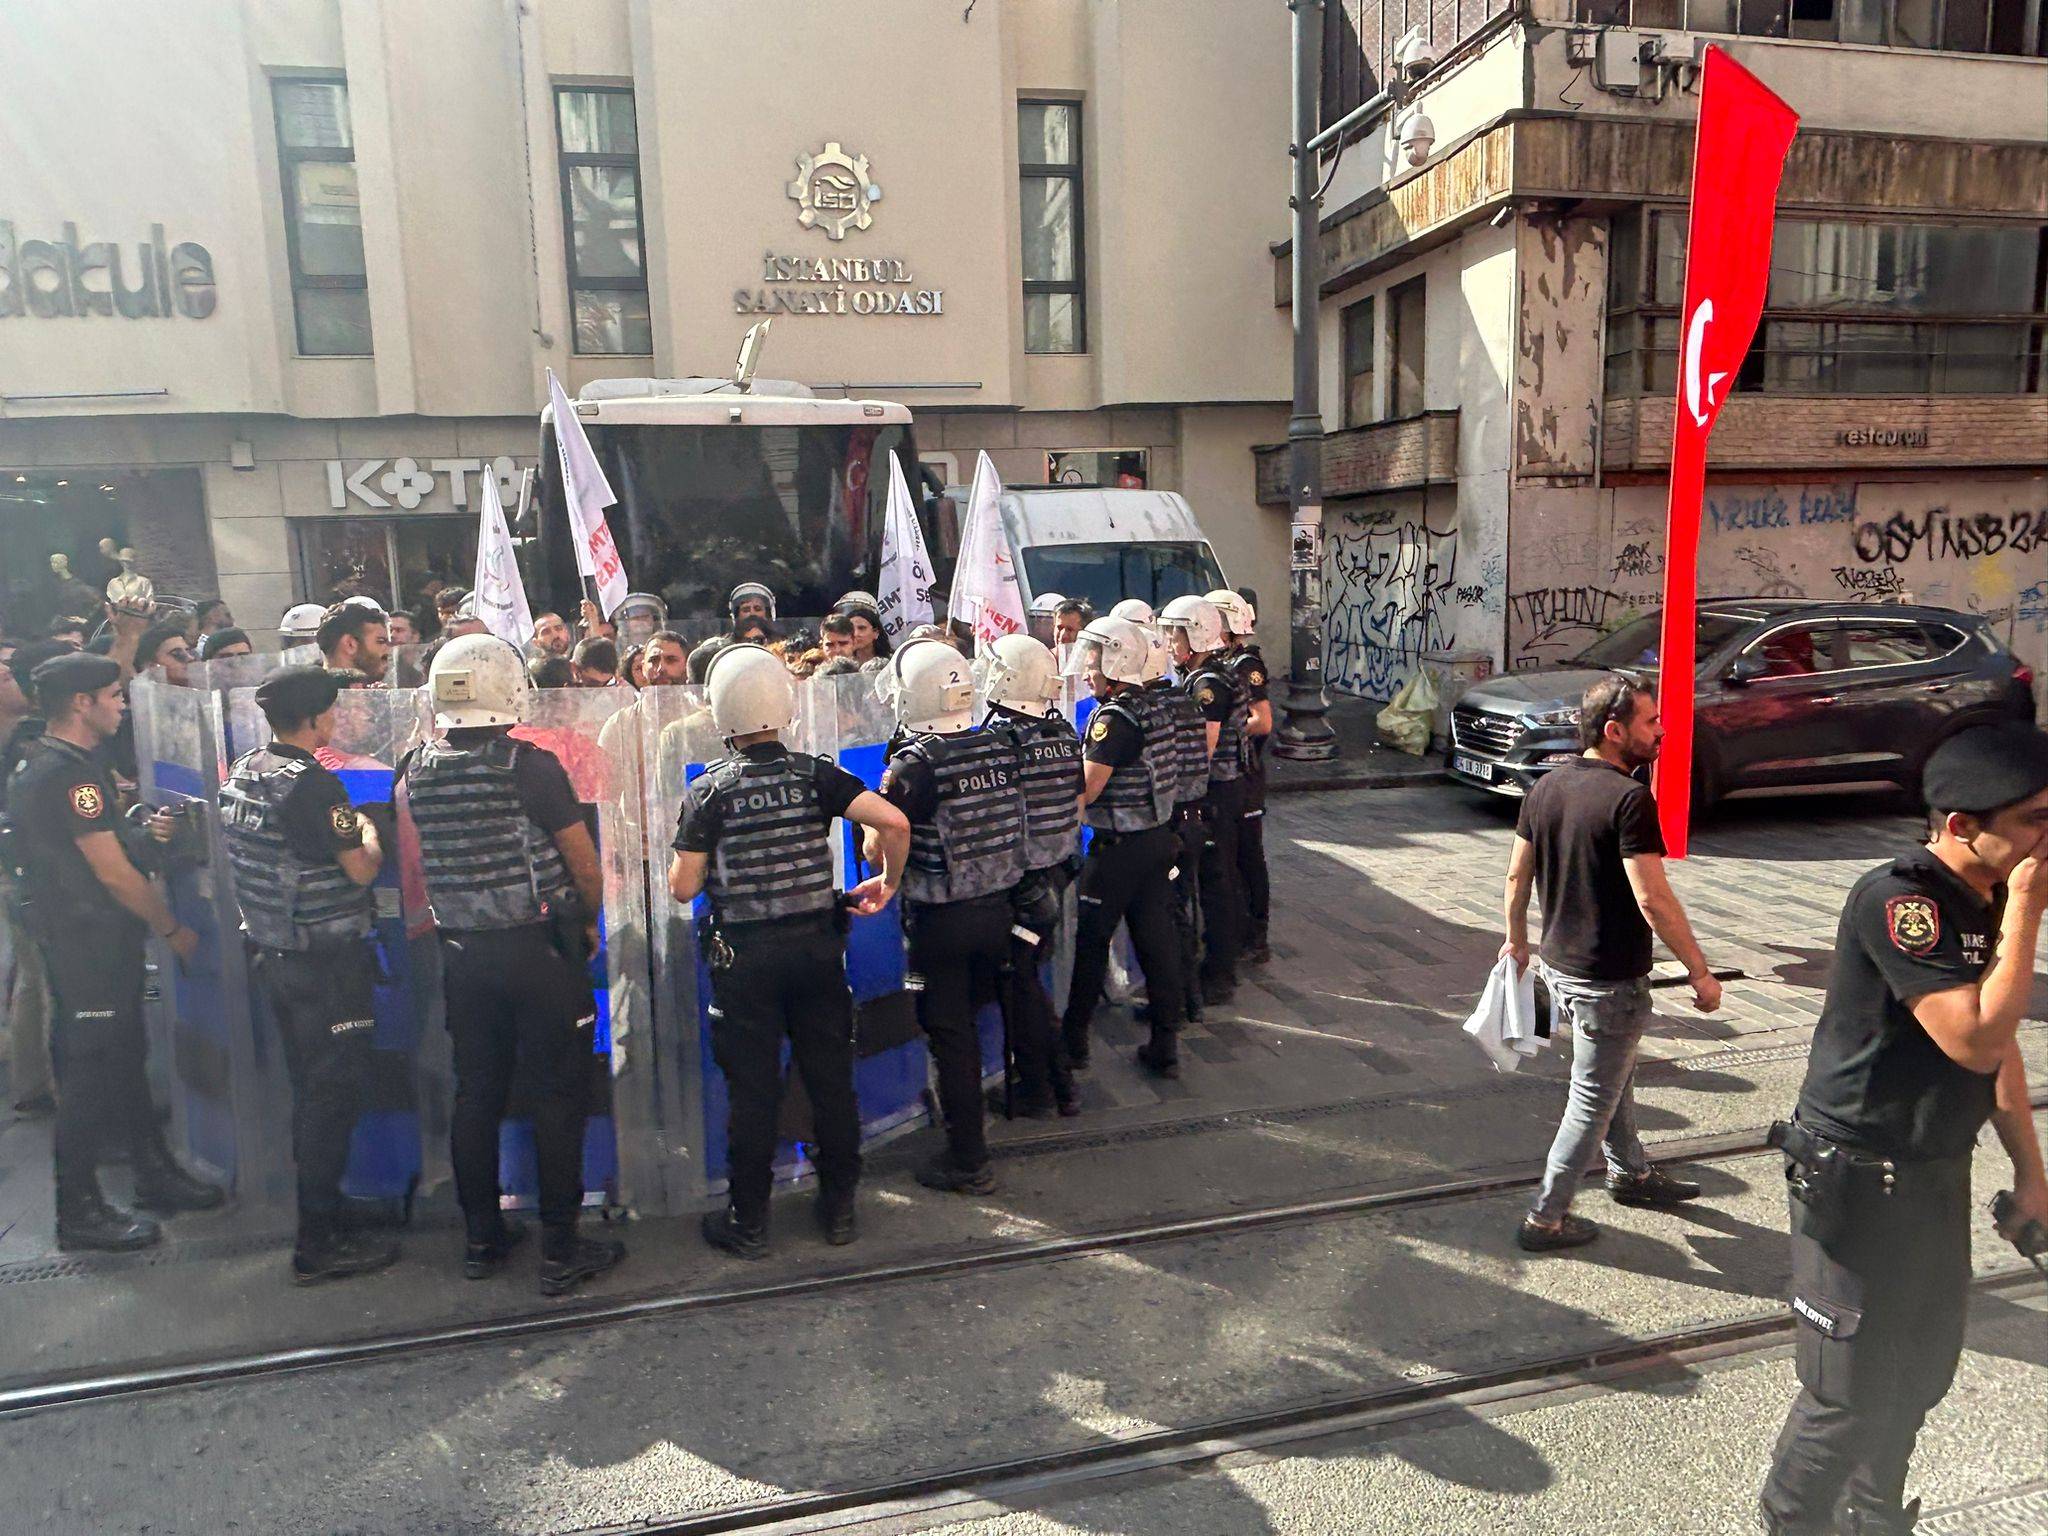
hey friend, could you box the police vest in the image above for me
[404,736,573,931]
[1205,661,1250,784]
[1086,697,1172,834]
[1165,679,1210,805]
[697,750,837,925]
[990,708,1081,872]
[901,728,1027,906]
[218,748,375,950]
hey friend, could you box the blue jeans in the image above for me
[1531,970,1653,1222]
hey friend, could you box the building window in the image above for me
[273,78,372,356]
[1571,0,2043,51]
[555,86,651,356]
[1342,298,1378,426]
[1047,449,1148,487]
[1605,210,2048,396]
[1389,277,1428,417]
[1019,100,1085,354]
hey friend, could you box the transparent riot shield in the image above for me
[130,677,288,1229]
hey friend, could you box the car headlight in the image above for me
[1528,706,1580,727]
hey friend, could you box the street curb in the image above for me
[1268,767,1448,795]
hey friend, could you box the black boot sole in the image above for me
[292,1246,398,1286]
[58,1225,162,1254]
[539,1248,626,1296]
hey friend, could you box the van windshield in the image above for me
[1020,541,1227,617]
[534,420,916,634]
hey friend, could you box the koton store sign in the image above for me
[325,456,525,512]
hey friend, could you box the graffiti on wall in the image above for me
[1322,503,1466,701]
[1507,586,1658,667]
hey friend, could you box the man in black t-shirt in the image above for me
[1502,675,1721,1253]
[1759,723,2048,1536]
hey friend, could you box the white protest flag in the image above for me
[547,369,630,617]
[876,452,935,642]
[471,466,534,646]
[952,450,1026,647]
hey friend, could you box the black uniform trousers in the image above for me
[908,895,1011,1171]
[1003,867,1074,1108]
[1199,779,1245,990]
[440,924,593,1240]
[1236,748,1271,952]
[254,940,378,1234]
[707,912,861,1226]
[1170,805,1207,1024]
[1760,1153,1972,1532]
[1063,825,1185,1059]
[39,925,154,1194]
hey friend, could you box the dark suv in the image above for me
[1447,600,2037,807]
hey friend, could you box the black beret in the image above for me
[10,639,77,696]
[254,665,342,725]
[31,651,121,706]
[1924,721,2048,815]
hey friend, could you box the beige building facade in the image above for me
[1273,0,2047,710]
[0,0,1293,643]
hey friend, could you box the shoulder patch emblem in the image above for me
[330,802,360,838]
[71,783,104,819]
[1885,894,1940,956]
[1196,684,1218,708]
[1248,668,1266,686]
[1088,717,1109,742]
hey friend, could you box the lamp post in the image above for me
[1274,0,1336,761]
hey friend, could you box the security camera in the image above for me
[1394,27,1435,79]
[1397,109,1436,167]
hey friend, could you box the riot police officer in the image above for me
[687,582,781,683]
[877,638,1029,1193]
[1060,617,1188,1077]
[1111,601,1191,1026]
[978,633,1083,1118]
[1158,596,1240,1021]
[1208,590,1273,965]
[1759,722,2048,1536]
[401,634,622,1295]
[7,652,223,1251]
[219,666,396,1283]
[669,644,910,1257]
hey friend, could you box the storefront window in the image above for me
[556,86,652,356]
[0,470,213,634]
[294,517,474,618]
[273,77,372,356]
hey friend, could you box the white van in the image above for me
[935,484,1230,618]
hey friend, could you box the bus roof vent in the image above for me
[576,376,817,402]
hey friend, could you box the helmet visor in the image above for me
[1062,635,1105,679]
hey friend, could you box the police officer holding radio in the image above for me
[402,634,622,1295]
[219,666,396,1283]
[1060,616,1188,1078]
[1208,590,1273,966]
[669,644,910,1258]
[877,637,1029,1193]
[978,632,1083,1119]
[7,652,223,1251]
[1759,722,2048,1536]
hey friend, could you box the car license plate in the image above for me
[1453,753,1493,782]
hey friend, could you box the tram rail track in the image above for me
[5,1089,2041,1421]
[592,1265,2047,1536]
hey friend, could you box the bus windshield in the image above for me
[534,420,916,634]
[1019,541,1227,618]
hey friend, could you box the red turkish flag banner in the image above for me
[1654,48,1798,858]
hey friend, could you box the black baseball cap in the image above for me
[254,665,343,728]
[1924,721,2048,815]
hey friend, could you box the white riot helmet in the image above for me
[1109,598,1155,624]
[279,602,327,643]
[1027,591,1067,616]
[1206,589,1257,638]
[1108,599,1170,680]
[728,582,778,623]
[428,633,532,730]
[342,594,387,617]
[883,637,975,734]
[705,642,795,738]
[1062,616,1150,687]
[1159,595,1227,655]
[614,592,666,645]
[976,633,1062,717]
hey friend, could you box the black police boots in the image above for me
[915,1156,997,1195]
[56,1180,162,1253]
[1135,1040,1181,1079]
[293,1224,399,1286]
[702,1206,770,1260]
[538,1232,625,1296]
[130,1134,227,1215]
[815,1188,858,1246]
[463,1218,529,1280]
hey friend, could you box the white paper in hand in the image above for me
[1463,955,1541,1073]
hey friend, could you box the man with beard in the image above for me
[1500,674,1722,1252]
[687,584,779,683]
